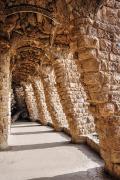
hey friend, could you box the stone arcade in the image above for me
[0,0,120,179]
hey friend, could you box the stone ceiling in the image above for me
[0,0,107,85]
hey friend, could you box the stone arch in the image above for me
[4,4,58,24]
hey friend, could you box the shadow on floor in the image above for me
[28,167,113,180]
[11,124,42,128]
[57,132,71,140]
[9,123,106,167]
[7,141,70,152]
[11,130,54,135]
[7,142,101,165]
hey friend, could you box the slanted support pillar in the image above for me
[42,69,68,132]
[23,82,39,122]
[53,52,95,143]
[31,78,52,125]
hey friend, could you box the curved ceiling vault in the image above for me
[0,0,64,86]
[0,0,106,86]
[11,46,51,85]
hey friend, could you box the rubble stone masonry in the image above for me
[0,54,11,149]
[0,0,119,178]
[31,78,52,125]
[23,82,39,121]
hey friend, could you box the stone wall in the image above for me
[67,0,120,177]
[96,1,120,176]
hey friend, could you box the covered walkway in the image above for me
[0,122,112,180]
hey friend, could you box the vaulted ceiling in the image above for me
[0,0,106,85]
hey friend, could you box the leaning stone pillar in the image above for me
[0,53,11,150]
[31,78,52,125]
[53,52,95,143]
[23,82,39,121]
[42,68,68,131]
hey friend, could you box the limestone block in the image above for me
[87,26,97,37]
[83,72,104,85]
[90,92,108,103]
[78,35,99,49]
[113,164,120,178]
[111,150,120,163]
[106,0,115,8]
[112,42,120,55]
[81,59,99,72]
[115,1,120,9]
[110,53,119,62]
[100,39,112,52]
[111,92,120,102]
[79,49,97,61]
[99,103,115,117]
[104,7,117,24]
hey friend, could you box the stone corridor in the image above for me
[0,121,112,180]
[0,0,120,179]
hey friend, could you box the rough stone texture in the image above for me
[42,69,68,131]
[11,88,16,113]
[14,86,27,113]
[0,0,119,178]
[53,52,95,143]
[0,53,11,150]
[68,0,120,177]
[23,82,39,121]
[31,77,52,125]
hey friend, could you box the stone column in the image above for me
[0,53,11,150]
[53,52,95,143]
[31,78,52,125]
[23,82,39,121]
[42,69,68,131]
